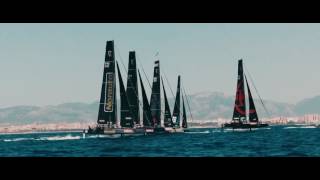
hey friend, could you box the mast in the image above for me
[97,40,117,126]
[182,93,188,128]
[245,75,259,122]
[150,60,161,127]
[126,51,140,125]
[162,77,173,127]
[138,70,153,127]
[116,62,134,128]
[172,75,181,127]
[232,59,246,123]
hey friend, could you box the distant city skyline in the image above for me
[0,23,320,107]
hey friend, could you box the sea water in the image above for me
[0,125,320,157]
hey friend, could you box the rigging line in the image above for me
[163,70,176,99]
[161,62,184,118]
[243,63,271,118]
[135,53,152,90]
[162,70,185,120]
[137,52,167,118]
[161,75,183,119]
[114,45,154,124]
[115,45,166,119]
[136,52,160,123]
[182,85,194,122]
[181,80,194,122]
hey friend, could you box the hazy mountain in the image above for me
[0,103,98,125]
[0,91,318,125]
[294,95,320,115]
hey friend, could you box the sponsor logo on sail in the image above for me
[104,73,114,112]
[108,50,112,57]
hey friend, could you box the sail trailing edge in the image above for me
[182,93,188,128]
[172,75,181,127]
[162,77,173,127]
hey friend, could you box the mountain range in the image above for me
[0,91,319,125]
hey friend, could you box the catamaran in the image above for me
[223,59,268,130]
[162,75,189,133]
[143,60,190,133]
[85,40,191,136]
[85,41,145,136]
[86,40,120,136]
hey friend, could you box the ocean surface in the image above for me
[1,125,320,157]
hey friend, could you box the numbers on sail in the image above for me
[105,62,110,68]
[172,116,177,123]
[108,50,112,57]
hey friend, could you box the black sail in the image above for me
[150,60,161,127]
[182,94,188,128]
[126,51,140,125]
[97,41,117,125]
[245,75,259,122]
[116,62,134,128]
[232,59,246,122]
[138,70,153,127]
[172,76,181,127]
[161,77,173,127]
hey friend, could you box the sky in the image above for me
[0,23,320,107]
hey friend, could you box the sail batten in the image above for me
[172,76,181,127]
[116,62,134,128]
[97,41,117,125]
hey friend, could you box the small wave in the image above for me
[3,138,34,142]
[223,129,253,132]
[3,134,81,142]
[302,126,316,129]
[84,134,122,139]
[38,135,81,141]
[256,127,271,130]
[185,130,210,134]
[284,127,298,129]
[284,126,316,129]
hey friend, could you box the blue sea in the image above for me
[1,125,320,157]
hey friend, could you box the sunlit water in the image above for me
[1,125,320,157]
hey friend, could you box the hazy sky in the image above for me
[0,23,320,107]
